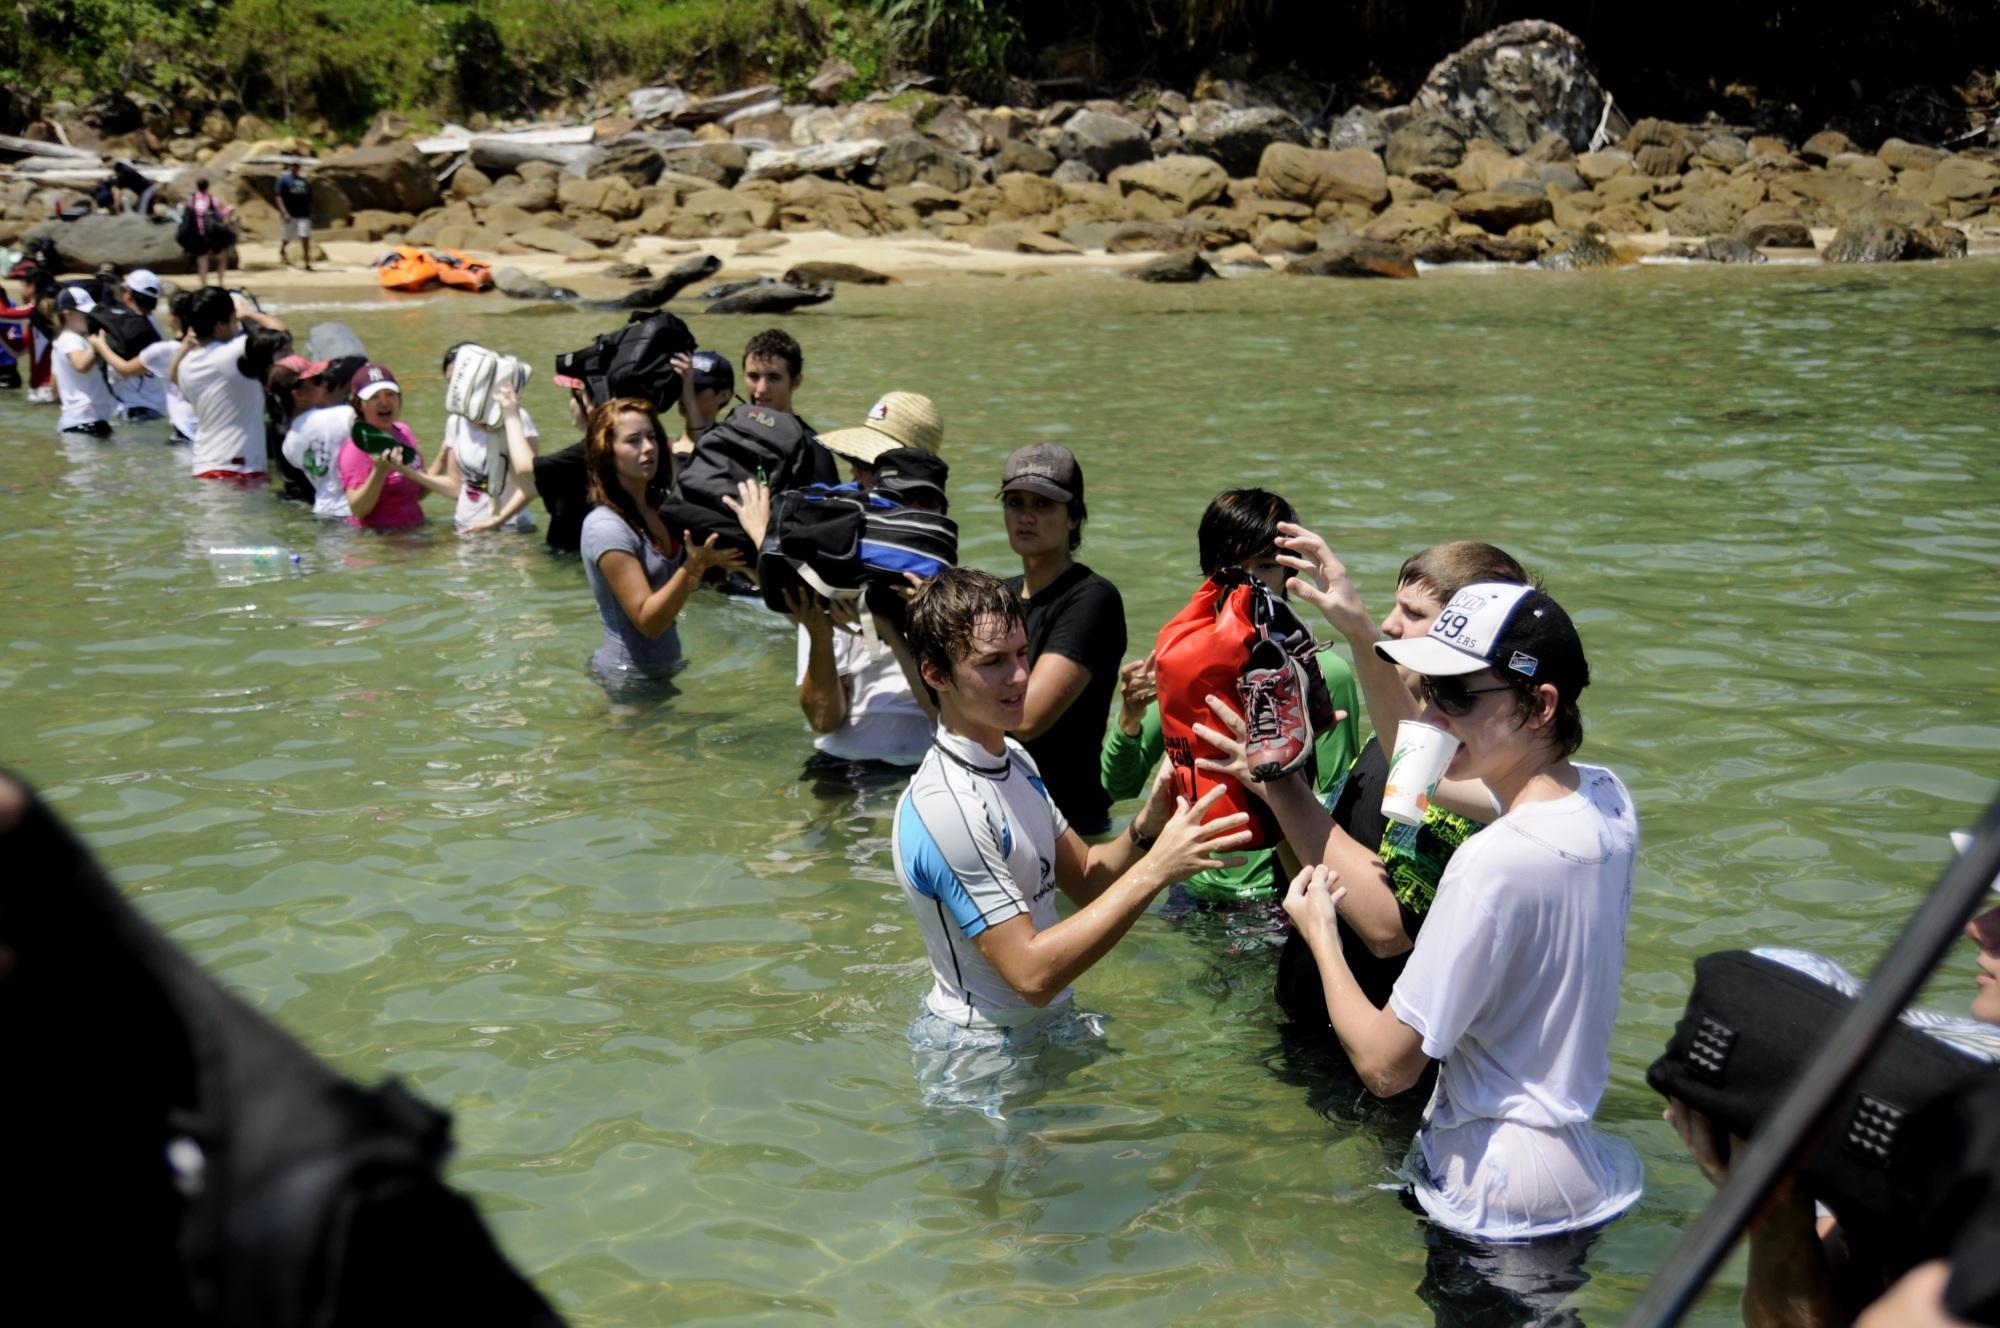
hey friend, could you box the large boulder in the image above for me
[1734,202,1814,248]
[1823,220,1966,263]
[1111,154,1228,212]
[589,142,666,188]
[1408,19,1615,154]
[667,188,776,238]
[999,138,1059,175]
[1450,185,1553,230]
[1055,109,1150,178]
[1537,229,1619,270]
[1362,199,1456,244]
[1182,107,1308,177]
[869,136,979,192]
[1288,236,1418,279]
[1257,144,1388,208]
[662,141,749,186]
[1383,115,1467,180]
[316,143,441,214]
[742,140,881,183]
[558,175,642,220]
[994,172,1066,218]
[24,214,195,273]
[1127,250,1216,282]
[482,174,559,213]
[1930,154,2000,204]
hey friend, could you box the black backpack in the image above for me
[89,299,162,360]
[3,776,567,1328]
[756,483,958,621]
[660,404,840,557]
[554,310,694,405]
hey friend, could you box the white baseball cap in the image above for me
[125,269,164,298]
[56,287,96,313]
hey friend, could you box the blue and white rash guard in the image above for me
[893,727,1071,1027]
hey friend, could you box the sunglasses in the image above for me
[1421,674,1517,717]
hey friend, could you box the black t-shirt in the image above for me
[1007,562,1126,835]
[276,171,312,218]
[532,441,590,554]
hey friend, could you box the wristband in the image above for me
[1127,821,1157,854]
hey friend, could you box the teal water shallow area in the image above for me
[4,258,1997,1324]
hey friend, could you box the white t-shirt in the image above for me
[51,330,116,430]
[795,625,932,765]
[442,409,537,531]
[177,332,265,474]
[281,403,357,518]
[893,730,1069,1027]
[137,340,200,441]
[1388,763,1644,1240]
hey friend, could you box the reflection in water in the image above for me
[5,262,1998,1325]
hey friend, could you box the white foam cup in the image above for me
[1381,720,1460,826]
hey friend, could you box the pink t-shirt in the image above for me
[336,423,427,529]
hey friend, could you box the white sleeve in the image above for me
[1388,845,1514,1060]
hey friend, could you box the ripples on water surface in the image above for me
[4,261,1996,1325]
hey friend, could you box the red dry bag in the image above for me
[1155,572,1281,848]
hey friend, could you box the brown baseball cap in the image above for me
[997,442,1082,504]
[818,391,943,465]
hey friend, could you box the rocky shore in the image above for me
[8,22,1998,288]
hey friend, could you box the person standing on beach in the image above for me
[275,164,315,272]
[178,178,234,288]
[998,443,1127,836]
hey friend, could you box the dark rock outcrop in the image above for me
[1409,19,1617,154]
[1126,250,1215,282]
[704,281,833,315]
[1288,237,1418,279]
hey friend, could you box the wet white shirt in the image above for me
[1389,763,1644,1239]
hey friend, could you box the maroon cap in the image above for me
[350,362,400,399]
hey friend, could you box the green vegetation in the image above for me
[0,0,1992,138]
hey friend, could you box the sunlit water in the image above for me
[5,260,1997,1325]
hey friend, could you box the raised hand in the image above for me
[1274,521,1372,639]
[1281,864,1344,949]
[1115,649,1158,736]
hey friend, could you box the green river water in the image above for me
[5,259,1998,1325]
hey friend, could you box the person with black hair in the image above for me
[48,287,116,437]
[667,349,736,459]
[168,286,285,482]
[742,327,803,415]
[577,397,743,691]
[997,442,1126,836]
[178,177,234,287]
[1100,489,1364,903]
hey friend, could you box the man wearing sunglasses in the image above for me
[1203,582,1642,1303]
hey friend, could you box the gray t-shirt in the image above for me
[580,505,684,678]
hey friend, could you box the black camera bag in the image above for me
[554,309,694,405]
[1648,949,2000,1266]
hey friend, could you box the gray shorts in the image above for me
[281,215,312,241]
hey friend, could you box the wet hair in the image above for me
[742,328,802,380]
[1398,541,1531,606]
[238,325,294,384]
[186,286,237,339]
[905,567,1025,705]
[166,290,196,334]
[1197,488,1297,576]
[583,398,673,543]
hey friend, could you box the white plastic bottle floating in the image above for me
[206,546,306,583]
[207,546,302,566]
